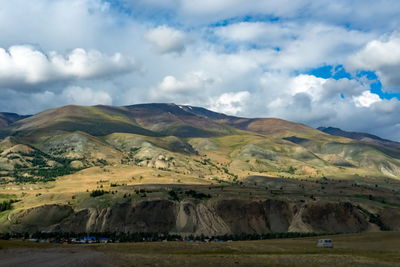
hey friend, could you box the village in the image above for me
[1,231,325,245]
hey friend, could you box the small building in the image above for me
[99,237,110,243]
[316,239,334,248]
[70,238,79,244]
[80,236,97,244]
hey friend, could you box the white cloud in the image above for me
[290,75,327,97]
[62,86,113,106]
[214,22,295,45]
[124,0,400,32]
[178,0,307,24]
[265,74,374,126]
[208,91,250,115]
[353,91,381,108]
[347,33,400,91]
[0,0,117,50]
[0,45,135,90]
[150,71,213,101]
[258,72,400,141]
[145,25,186,54]
[290,74,365,102]
[158,72,211,92]
[272,23,373,70]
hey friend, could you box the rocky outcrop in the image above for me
[7,199,399,235]
[11,204,74,232]
[380,208,400,231]
[300,202,369,233]
[174,201,230,235]
[214,200,292,233]
[51,200,176,233]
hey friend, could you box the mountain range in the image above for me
[318,126,400,151]
[0,103,399,236]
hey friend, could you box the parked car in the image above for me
[316,239,334,248]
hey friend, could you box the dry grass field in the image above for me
[0,232,399,267]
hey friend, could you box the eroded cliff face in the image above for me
[7,199,399,235]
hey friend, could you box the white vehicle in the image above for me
[316,239,334,248]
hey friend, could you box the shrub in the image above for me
[184,190,211,200]
[0,199,19,212]
[168,190,180,201]
[90,190,108,197]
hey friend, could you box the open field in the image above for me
[0,232,399,266]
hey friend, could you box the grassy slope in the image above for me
[0,104,239,140]
[0,105,158,139]
[1,103,398,180]
[189,129,400,179]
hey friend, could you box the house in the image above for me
[99,237,110,243]
[80,236,97,244]
[316,239,334,248]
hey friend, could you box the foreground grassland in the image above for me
[0,232,399,266]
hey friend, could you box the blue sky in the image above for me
[0,0,400,140]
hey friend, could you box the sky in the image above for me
[1,0,400,140]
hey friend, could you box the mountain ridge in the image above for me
[318,126,400,150]
[3,104,398,144]
[0,103,399,179]
[0,112,30,130]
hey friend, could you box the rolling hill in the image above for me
[0,103,400,236]
[0,104,236,140]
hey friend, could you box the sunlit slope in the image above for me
[0,105,158,139]
[0,103,399,179]
[123,103,237,137]
[0,104,238,140]
[189,131,400,179]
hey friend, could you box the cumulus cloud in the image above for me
[353,91,381,108]
[271,23,373,70]
[158,72,211,92]
[290,75,365,101]
[62,86,113,106]
[124,0,400,31]
[347,33,400,91]
[150,71,213,101]
[214,22,295,46]
[265,74,372,125]
[208,91,250,115]
[258,72,400,141]
[0,45,135,90]
[145,26,186,54]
